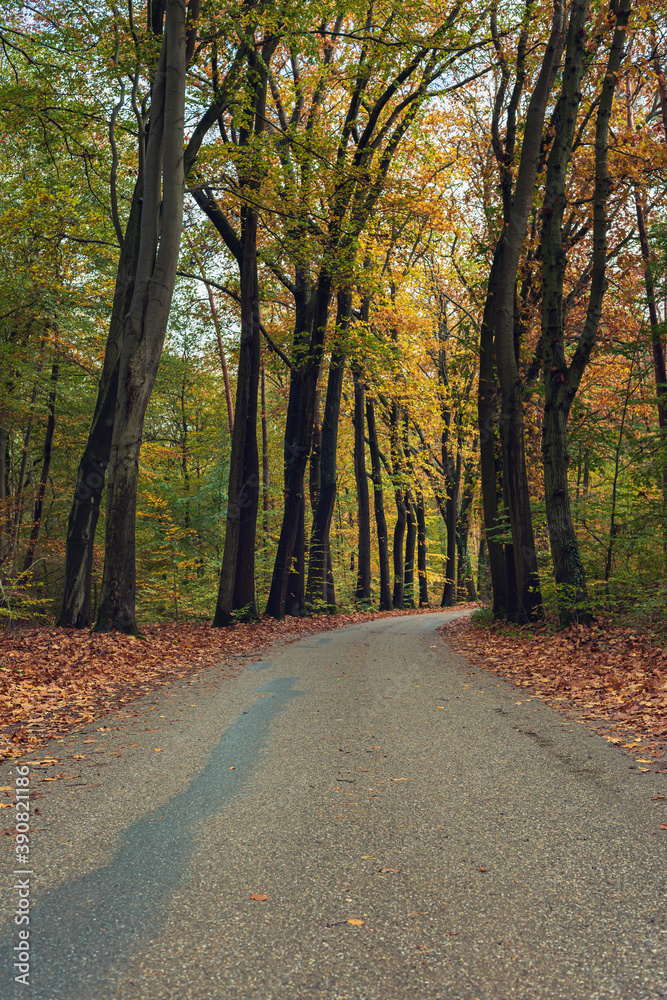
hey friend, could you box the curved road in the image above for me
[0,610,665,999]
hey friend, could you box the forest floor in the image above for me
[442,613,667,775]
[2,605,666,771]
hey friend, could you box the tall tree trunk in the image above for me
[540,0,592,623]
[213,213,261,624]
[478,255,509,616]
[416,490,428,606]
[266,272,333,618]
[352,361,371,604]
[306,291,350,611]
[58,185,142,627]
[457,454,477,601]
[366,397,392,610]
[24,361,59,572]
[96,0,187,633]
[541,0,632,623]
[212,36,278,625]
[494,2,566,622]
[436,303,458,607]
[306,305,348,613]
[390,402,406,609]
[404,488,417,608]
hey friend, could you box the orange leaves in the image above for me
[250,893,268,902]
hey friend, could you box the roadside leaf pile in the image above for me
[442,616,667,768]
[0,608,448,760]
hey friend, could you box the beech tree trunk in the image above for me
[213,39,276,625]
[96,0,187,633]
[58,187,142,627]
[541,0,631,623]
[352,362,372,605]
[416,490,428,606]
[457,455,477,602]
[306,335,348,610]
[478,258,509,617]
[366,397,392,610]
[306,293,349,612]
[436,304,458,607]
[389,401,406,609]
[404,489,417,608]
[266,274,333,618]
[494,1,566,622]
[213,215,261,624]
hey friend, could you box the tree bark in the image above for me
[416,490,428,606]
[366,397,392,610]
[96,0,187,633]
[436,304,458,607]
[494,1,566,622]
[540,0,592,623]
[404,488,417,608]
[213,212,261,624]
[213,38,277,625]
[58,186,142,627]
[478,254,509,616]
[265,272,332,618]
[390,401,406,609]
[541,0,632,623]
[352,361,371,604]
[306,293,349,612]
[457,454,477,601]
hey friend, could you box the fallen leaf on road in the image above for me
[659,824,667,830]
[0,803,12,808]
[652,795,666,800]
[154,748,163,752]
[250,893,268,901]
[479,867,488,872]
[347,919,364,926]
[377,867,400,874]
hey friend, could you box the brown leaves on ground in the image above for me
[441,616,667,765]
[0,607,451,761]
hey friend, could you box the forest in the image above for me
[0,0,666,638]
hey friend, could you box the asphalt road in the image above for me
[0,609,665,1000]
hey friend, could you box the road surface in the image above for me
[0,610,665,999]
